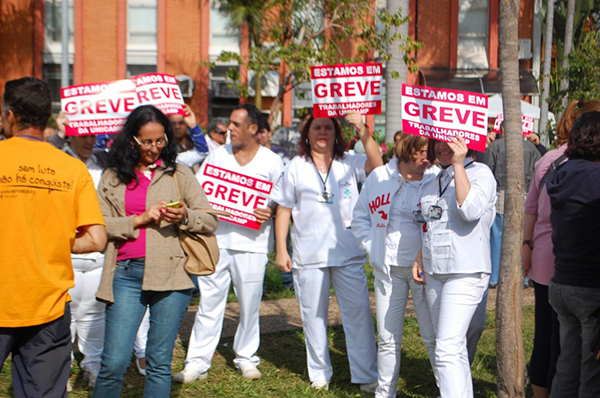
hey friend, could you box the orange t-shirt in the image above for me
[0,137,105,327]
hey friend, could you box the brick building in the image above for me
[0,0,540,133]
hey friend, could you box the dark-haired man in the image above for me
[206,120,228,151]
[174,104,283,383]
[0,77,106,397]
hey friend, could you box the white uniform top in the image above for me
[176,149,208,168]
[272,153,368,269]
[66,147,105,261]
[420,160,496,274]
[196,144,284,254]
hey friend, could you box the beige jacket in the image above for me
[96,163,219,303]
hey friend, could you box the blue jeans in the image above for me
[489,214,503,285]
[549,282,600,397]
[93,259,191,398]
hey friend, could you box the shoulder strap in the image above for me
[172,170,230,217]
[538,154,567,193]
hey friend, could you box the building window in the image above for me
[209,3,239,59]
[127,0,157,70]
[44,0,74,43]
[457,0,489,69]
[43,0,74,111]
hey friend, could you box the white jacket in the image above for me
[352,158,437,287]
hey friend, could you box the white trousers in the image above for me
[69,257,106,369]
[425,272,489,398]
[184,249,267,372]
[374,266,437,398]
[133,309,150,359]
[293,264,377,384]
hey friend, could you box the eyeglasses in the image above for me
[214,130,227,135]
[133,135,169,149]
[170,121,186,126]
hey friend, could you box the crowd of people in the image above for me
[1,76,599,398]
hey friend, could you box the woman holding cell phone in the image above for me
[93,105,218,398]
[413,136,496,398]
[272,111,382,392]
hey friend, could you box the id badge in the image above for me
[317,192,334,204]
[428,205,443,220]
[413,210,426,224]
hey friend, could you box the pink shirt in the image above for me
[117,165,157,261]
[524,145,567,286]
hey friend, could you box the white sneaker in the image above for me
[311,380,330,391]
[135,357,146,376]
[360,382,378,393]
[173,367,208,383]
[237,363,261,380]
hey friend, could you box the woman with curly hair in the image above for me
[92,105,218,397]
[272,111,382,392]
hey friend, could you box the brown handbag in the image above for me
[173,172,229,276]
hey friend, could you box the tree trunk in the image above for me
[384,0,409,143]
[496,0,526,397]
[538,0,554,145]
[255,70,263,110]
[559,0,576,114]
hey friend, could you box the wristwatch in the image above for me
[523,239,534,250]
[181,217,189,226]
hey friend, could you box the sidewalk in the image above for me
[179,286,535,339]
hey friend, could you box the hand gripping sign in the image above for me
[61,73,185,136]
[198,163,273,230]
[311,63,383,118]
[493,113,535,135]
[401,84,489,152]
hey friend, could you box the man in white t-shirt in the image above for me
[206,120,228,152]
[174,104,284,383]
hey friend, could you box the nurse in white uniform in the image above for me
[352,133,438,398]
[413,136,496,398]
[272,112,382,392]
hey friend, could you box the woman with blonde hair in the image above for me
[353,132,438,397]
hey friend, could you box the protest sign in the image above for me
[493,113,535,135]
[198,163,273,230]
[61,73,185,136]
[311,63,383,118]
[401,84,489,152]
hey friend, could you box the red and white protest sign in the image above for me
[493,113,535,135]
[311,63,383,118]
[198,164,273,230]
[61,73,185,136]
[401,84,489,152]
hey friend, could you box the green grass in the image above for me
[0,306,535,397]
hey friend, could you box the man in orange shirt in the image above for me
[0,77,106,397]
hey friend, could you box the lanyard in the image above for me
[437,160,474,198]
[19,134,45,142]
[311,157,333,192]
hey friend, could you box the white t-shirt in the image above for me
[272,153,367,268]
[196,144,284,254]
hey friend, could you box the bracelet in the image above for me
[523,239,534,250]
[181,217,189,226]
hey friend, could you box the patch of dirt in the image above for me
[178,286,534,341]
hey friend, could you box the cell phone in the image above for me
[166,201,181,209]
